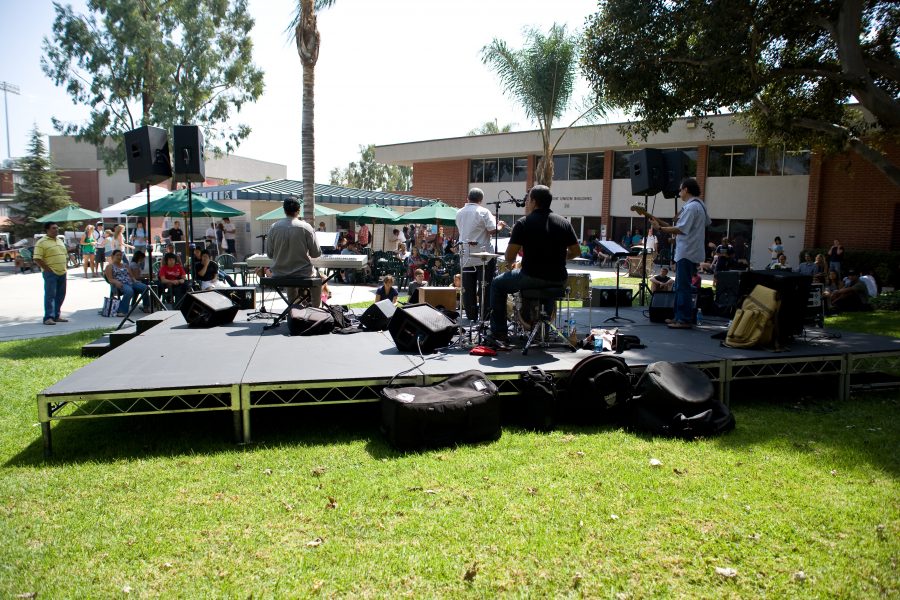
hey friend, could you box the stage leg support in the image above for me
[241,386,252,444]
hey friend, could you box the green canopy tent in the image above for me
[338,204,403,251]
[121,190,244,218]
[255,203,343,221]
[392,200,458,225]
[36,205,103,223]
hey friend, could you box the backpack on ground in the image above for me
[288,305,334,336]
[624,361,735,439]
[724,284,780,349]
[504,367,556,431]
[562,354,633,421]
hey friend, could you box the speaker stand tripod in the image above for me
[598,240,634,324]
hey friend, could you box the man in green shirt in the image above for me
[33,221,69,325]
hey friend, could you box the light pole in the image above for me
[0,81,20,159]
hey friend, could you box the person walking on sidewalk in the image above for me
[33,221,70,325]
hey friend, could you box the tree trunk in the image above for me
[302,62,315,225]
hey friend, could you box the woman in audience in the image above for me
[81,224,97,278]
[375,274,399,305]
[814,253,828,282]
[195,248,228,290]
[158,252,189,306]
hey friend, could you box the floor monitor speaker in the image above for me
[172,125,206,183]
[590,286,633,307]
[388,303,457,354]
[124,126,172,185]
[629,148,664,196]
[180,290,238,328]
[649,291,675,323]
[360,299,396,331]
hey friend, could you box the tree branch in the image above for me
[795,117,900,187]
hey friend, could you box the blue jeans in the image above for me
[490,269,562,339]
[42,270,67,321]
[674,258,697,323]
[119,281,149,313]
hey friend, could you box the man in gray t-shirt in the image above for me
[268,197,322,304]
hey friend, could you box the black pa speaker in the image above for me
[172,125,206,183]
[124,126,172,185]
[629,148,664,196]
[180,290,239,328]
[649,291,675,323]
[662,150,689,199]
[360,299,396,331]
[739,270,812,341]
[388,303,457,354]
[590,286,633,307]
[210,286,255,310]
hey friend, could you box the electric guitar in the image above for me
[630,204,668,224]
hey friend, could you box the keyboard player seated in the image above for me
[267,197,323,306]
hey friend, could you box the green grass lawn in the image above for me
[0,317,898,597]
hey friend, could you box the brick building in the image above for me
[376,114,899,270]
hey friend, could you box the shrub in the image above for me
[871,290,900,311]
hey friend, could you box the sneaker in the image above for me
[43,318,56,325]
[54,317,69,322]
[115,312,127,317]
[664,318,675,325]
[667,321,693,329]
[484,334,511,350]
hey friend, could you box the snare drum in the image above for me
[566,273,591,301]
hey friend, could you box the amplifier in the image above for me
[590,286,633,307]
[210,286,256,310]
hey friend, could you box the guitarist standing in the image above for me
[646,177,711,329]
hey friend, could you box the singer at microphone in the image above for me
[455,188,507,322]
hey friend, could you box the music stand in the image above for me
[599,240,634,324]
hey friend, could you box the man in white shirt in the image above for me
[455,188,506,321]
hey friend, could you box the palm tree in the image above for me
[481,24,603,186]
[291,0,337,225]
[466,120,515,136]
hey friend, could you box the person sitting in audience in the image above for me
[104,249,149,316]
[158,252,190,306]
[813,253,828,282]
[195,248,228,290]
[859,269,878,298]
[407,268,427,303]
[375,274,399,305]
[798,252,816,276]
[129,250,148,283]
[770,253,791,270]
[828,269,871,312]
[650,267,674,293]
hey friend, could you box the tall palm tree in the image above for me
[481,24,603,186]
[291,0,337,224]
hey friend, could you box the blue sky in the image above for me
[0,0,602,181]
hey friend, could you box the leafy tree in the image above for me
[482,24,604,186]
[329,144,412,191]
[42,0,264,174]
[291,0,337,225]
[581,0,900,187]
[467,120,515,136]
[4,127,71,239]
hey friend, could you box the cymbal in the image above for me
[470,252,500,259]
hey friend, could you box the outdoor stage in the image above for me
[38,306,900,455]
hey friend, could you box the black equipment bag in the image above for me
[504,367,556,431]
[381,370,500,449]
[562,354,633,420]
[625,361,735,439]
[288,305,335,336]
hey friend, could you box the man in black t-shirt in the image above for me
[488,185,580,344]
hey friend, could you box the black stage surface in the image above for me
[38,306,900,454]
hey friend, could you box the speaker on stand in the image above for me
[122,125,171,326]
[172,125,206,254]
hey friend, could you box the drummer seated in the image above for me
[649,267,674,293]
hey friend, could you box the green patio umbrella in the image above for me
[36,205,103,223]
[256,203,343,221]
[337,203,401,224]
[393,200,458,225]
[121,189,244,217]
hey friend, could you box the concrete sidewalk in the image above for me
[0,260,619,342]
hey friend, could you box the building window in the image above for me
[470,159,484,182]
[708,145,809,176]
[569,154,586,180]
[552,155,570,180]
[470,156,528,183]
[586,152,605,179]
[513,157,528,182]
[613,151,633,178]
